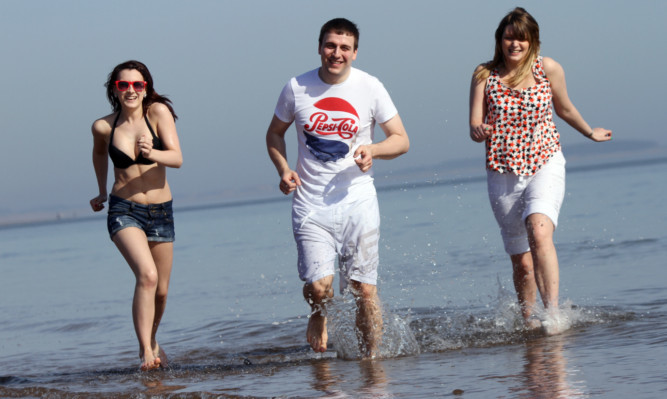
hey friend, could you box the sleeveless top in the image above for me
[484,56,561,176]
[108,113,163,169]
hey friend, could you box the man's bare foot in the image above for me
[307,312,328,353]
[153,343,169,369]
[360,332,382,360]
[361,349,379,360]
[359,324,382,360]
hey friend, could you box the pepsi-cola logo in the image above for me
[304,97,359,140]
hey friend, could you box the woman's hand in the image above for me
[138,134,154,159]
[589,127,613,142]
[90,193,107,212]
[470,123,493,142]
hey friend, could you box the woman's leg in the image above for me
[510,251,537,321]
[148,241,173,366]
[112,227,161,370]
[525,213,559,310]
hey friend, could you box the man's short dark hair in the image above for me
[318,18,359,50]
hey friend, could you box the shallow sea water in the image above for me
[1,157,666,398]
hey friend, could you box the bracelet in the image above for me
[586,130,594,138]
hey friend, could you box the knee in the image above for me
[351,281,377,302]
[526,215,554,248]
[512,253,534,277]
[304,278,333,303]
[136,270,158,290]
[155,286,168,304]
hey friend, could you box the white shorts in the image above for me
[487,151,566,255]
[292,195,380,294]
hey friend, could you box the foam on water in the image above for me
[409,282,632,353]
[326,295,420,360]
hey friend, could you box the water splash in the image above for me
[410,282,632,353]
[326,295,420,360]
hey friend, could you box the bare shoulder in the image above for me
[541,57,564,77]
[147,102,173,121]
[91,113,115,138]
[473,63,488,74]
[472,62,492,85]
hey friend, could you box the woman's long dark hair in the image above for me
[105,60,177,120]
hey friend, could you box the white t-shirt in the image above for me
[274,67,398,208]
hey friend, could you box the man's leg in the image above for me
[349,280,382,358]
[304,275,334,352]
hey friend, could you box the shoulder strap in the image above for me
[109,112,121,143]
[533,56,547,80]
[144,115,158,138]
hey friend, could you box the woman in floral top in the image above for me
[469,7,612,334]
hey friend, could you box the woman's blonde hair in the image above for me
[474,7,541,87]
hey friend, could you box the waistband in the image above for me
[109,194,173,210]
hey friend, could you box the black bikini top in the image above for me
[108,113,163,169]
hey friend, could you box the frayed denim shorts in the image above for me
[107,195,175,242]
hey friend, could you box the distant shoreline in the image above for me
[2,150,666,230]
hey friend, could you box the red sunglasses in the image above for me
[115,80,147,92]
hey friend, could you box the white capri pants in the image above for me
[487,151,566,255]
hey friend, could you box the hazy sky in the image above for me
[1,0,665,220]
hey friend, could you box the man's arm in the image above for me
[266,115,301,194]
[354,114,409,173]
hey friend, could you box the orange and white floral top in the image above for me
[485,56,561,176]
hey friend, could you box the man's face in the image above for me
[318,31,357,84]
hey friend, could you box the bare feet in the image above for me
[307,312,328,353]
[360,331,381,360]
[361,349,379,360]
[524,318,542,330]
[140,351,161,371]
[353,283,383,359]
[542,309,570,336]
[153,342,169,369]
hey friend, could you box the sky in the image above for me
[1,0,665,223]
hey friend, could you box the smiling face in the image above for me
[501,26,530,67]
[114,69,146,110]
[318,31,358,85]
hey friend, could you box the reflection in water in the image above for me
[140,374,186,396]
[358,359,390,398]
[515,334,588,398]
[311,360,344,396]
[310,359,392,398]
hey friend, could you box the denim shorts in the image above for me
[107,195,175,242]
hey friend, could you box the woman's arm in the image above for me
[469,65,493,143]
[544,57,612,142]
[142,103,183,168]
[90,119,110,211]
